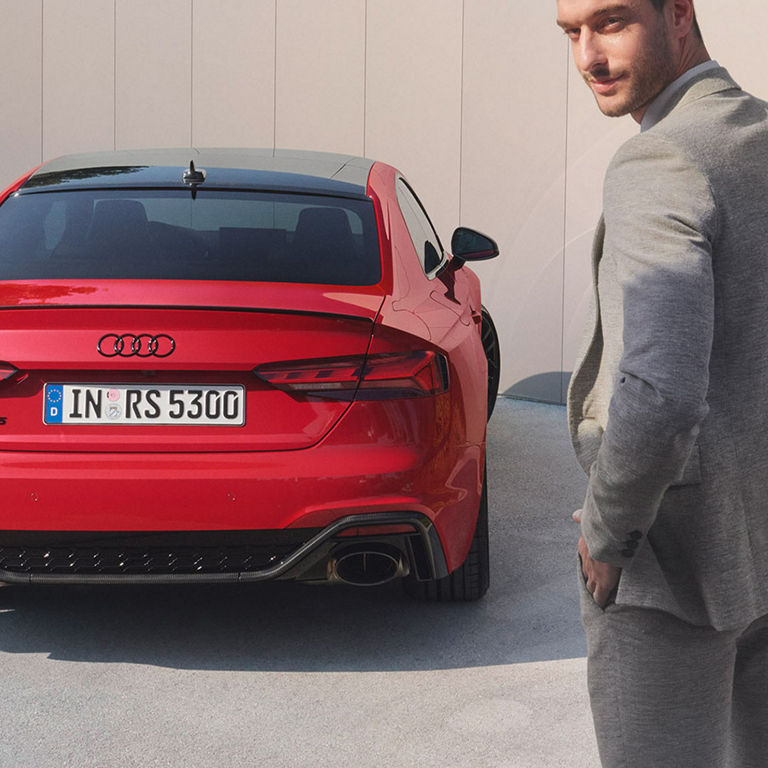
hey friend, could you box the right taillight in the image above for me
[357,350,449,398]
[254,350,448,400]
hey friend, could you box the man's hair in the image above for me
[649,0,703,41]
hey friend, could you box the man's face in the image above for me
[556,0,678,119]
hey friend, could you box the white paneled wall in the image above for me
[276,0,365,155]
[193,0,276,147]
[1,0,766,403]
[1,1,42,181]
[365,0,463,242]
[43,0,114,159]
[461,1,570,403]
[115,0,192,148]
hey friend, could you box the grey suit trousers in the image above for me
[579,571,768,768]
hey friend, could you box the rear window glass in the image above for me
[0,189,381,285]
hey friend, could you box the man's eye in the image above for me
[602,17,624,30]
[563,27,580,40]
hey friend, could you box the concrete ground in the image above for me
[0,398,598,767]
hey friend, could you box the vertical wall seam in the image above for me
[363,0,367,157]
[40,0,44,162]
[113,0,117,149]
[273,0,278,149]
[560,43,571,405]
[190,0,194,146]
[458,0,464,225]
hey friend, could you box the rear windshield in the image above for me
[0,189,381,285]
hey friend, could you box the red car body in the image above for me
[0,149,498,600]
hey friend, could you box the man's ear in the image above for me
[666,0,695,40]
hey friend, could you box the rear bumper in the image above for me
[0,511,449,585]
[0,366,485,575]
[0,439,483,575]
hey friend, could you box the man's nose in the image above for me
[575,29,607,73]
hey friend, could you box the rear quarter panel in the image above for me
[367,162,487,570]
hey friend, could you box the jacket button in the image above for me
[624,539,639,550]
[621,549,636,558]
[628,530,643,540]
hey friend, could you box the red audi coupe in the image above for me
[0,149,500,601]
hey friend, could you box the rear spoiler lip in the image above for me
[0,303,382,324]
[0,279,386,322]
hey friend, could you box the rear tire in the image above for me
[481,307,500,421]
[405,469,489,602]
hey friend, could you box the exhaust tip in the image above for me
[333,546,405,587]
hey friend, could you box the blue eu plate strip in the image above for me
[44,384,64,424]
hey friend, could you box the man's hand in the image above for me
[573,509,621,608]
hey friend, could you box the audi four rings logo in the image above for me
[97,334,176,358]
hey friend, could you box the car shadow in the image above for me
[0,399,588,672]
[0,574,583,672]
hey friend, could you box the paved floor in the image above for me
[0,398,598,767]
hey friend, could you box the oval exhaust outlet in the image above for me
[333,547,405,586]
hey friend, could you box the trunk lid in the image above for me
[0,281,383,452]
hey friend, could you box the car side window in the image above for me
[395,178,445,277]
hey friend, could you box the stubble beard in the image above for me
[587,24,677,118]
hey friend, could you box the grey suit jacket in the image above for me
[568,67,768,631]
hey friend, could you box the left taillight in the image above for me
[254,350,449,400]
[0,363,21,385]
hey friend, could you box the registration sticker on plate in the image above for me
[44,384,245,426]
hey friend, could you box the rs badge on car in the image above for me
[43,384,245,426]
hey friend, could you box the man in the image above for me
[557,0,768,765]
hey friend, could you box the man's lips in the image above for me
[588,75,623,95]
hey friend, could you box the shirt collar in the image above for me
[640,60,720,132]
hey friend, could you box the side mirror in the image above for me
[450,227,499,267]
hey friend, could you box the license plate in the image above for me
[44,384,245,426]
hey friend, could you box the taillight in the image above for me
[356,351,449,397]
[256,358,362,395]
[255,350,449,400]
[0,363,21,384]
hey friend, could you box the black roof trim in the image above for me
[25,148,376,196]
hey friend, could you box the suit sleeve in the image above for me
[581,134,718,568]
